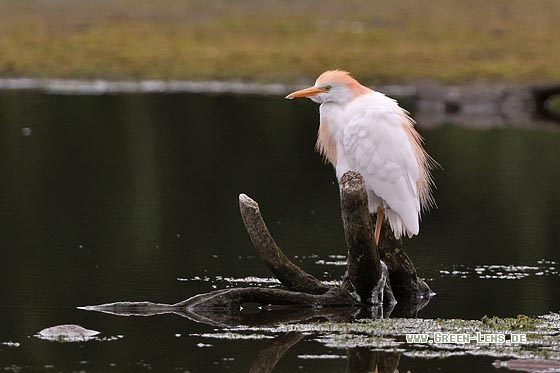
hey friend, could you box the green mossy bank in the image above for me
[1,1,560,84]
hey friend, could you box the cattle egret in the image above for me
[286,70,436,244]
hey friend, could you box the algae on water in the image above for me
[194,313,560,361]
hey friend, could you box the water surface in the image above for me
[0,91,559,371]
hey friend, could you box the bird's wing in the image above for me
[340,93,421,236]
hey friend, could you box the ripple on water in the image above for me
[438,260,558,280]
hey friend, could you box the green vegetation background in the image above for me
[1,0,559,83]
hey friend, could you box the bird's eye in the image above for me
[324,85,332,92]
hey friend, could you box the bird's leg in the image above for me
[374,207,384,246]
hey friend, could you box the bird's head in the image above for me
[285,70,370,104]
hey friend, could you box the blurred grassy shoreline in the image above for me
[1,1,559,85]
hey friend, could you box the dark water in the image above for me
[0,91,559,372]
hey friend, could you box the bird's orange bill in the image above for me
[285,86,324,99]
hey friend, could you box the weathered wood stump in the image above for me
[339,172,384,305]
[81,171,432,321]
[217,170,431,315]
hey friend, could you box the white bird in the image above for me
[286,70,436,244]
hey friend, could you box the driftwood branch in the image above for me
[78,172,434,373]
[176,171,430,313]
[179,287,360,311]
[239,193,330,295]
[81,171,432,323]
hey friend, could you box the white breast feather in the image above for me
[337,92,421,238]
